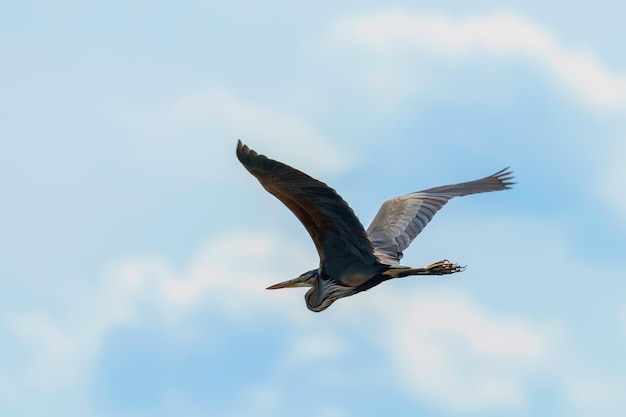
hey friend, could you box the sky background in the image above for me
[1,1,626,416]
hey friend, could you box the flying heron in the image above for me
[236,140,514,312]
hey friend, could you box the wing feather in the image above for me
[367,168,514,264]
[236,141,377,277]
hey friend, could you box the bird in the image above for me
[236,140,514,312]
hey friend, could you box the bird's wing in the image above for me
[366,168,514,265]
[236,141,377,278]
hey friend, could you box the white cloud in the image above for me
[561,371,626,417]
[4,217,624,415]
[358,211,626,415]
[107,231,319,322]
[282,333,349,367]
[329,11,626,107]
[115,86,351,181]
[1,231,315,413]
[325,10,626,228]
[5,313,80,390]
[387,291,548,412]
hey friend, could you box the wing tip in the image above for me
[236,139,246,157]
[236,139,260,166]
[491,167,515,190]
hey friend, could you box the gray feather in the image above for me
[367,168,514,265]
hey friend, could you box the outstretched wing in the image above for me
[236,140,377,277]
[366,168,514,265]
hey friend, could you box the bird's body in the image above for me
[236,140,514,312]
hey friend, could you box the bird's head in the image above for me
[267,269,343,312]
[266,269,318,290]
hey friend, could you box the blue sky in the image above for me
[1,1,626,416]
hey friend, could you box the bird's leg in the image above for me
[424,260,465,275]
[383,261,464,278]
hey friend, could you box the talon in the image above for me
[425,260,464,275]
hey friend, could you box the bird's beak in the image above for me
[266,276,310,290]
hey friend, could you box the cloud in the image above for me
[282,332,349,368]
[4,217,624,415]
[0,231,315,414]
[329,10,626,108]
[324,10,626,228]
[355,211,626,415]
[388,291,548,412]
[115,87,352,181]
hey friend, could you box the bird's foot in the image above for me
[425,260,465,275]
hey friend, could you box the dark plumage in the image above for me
[236,140,514,312]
